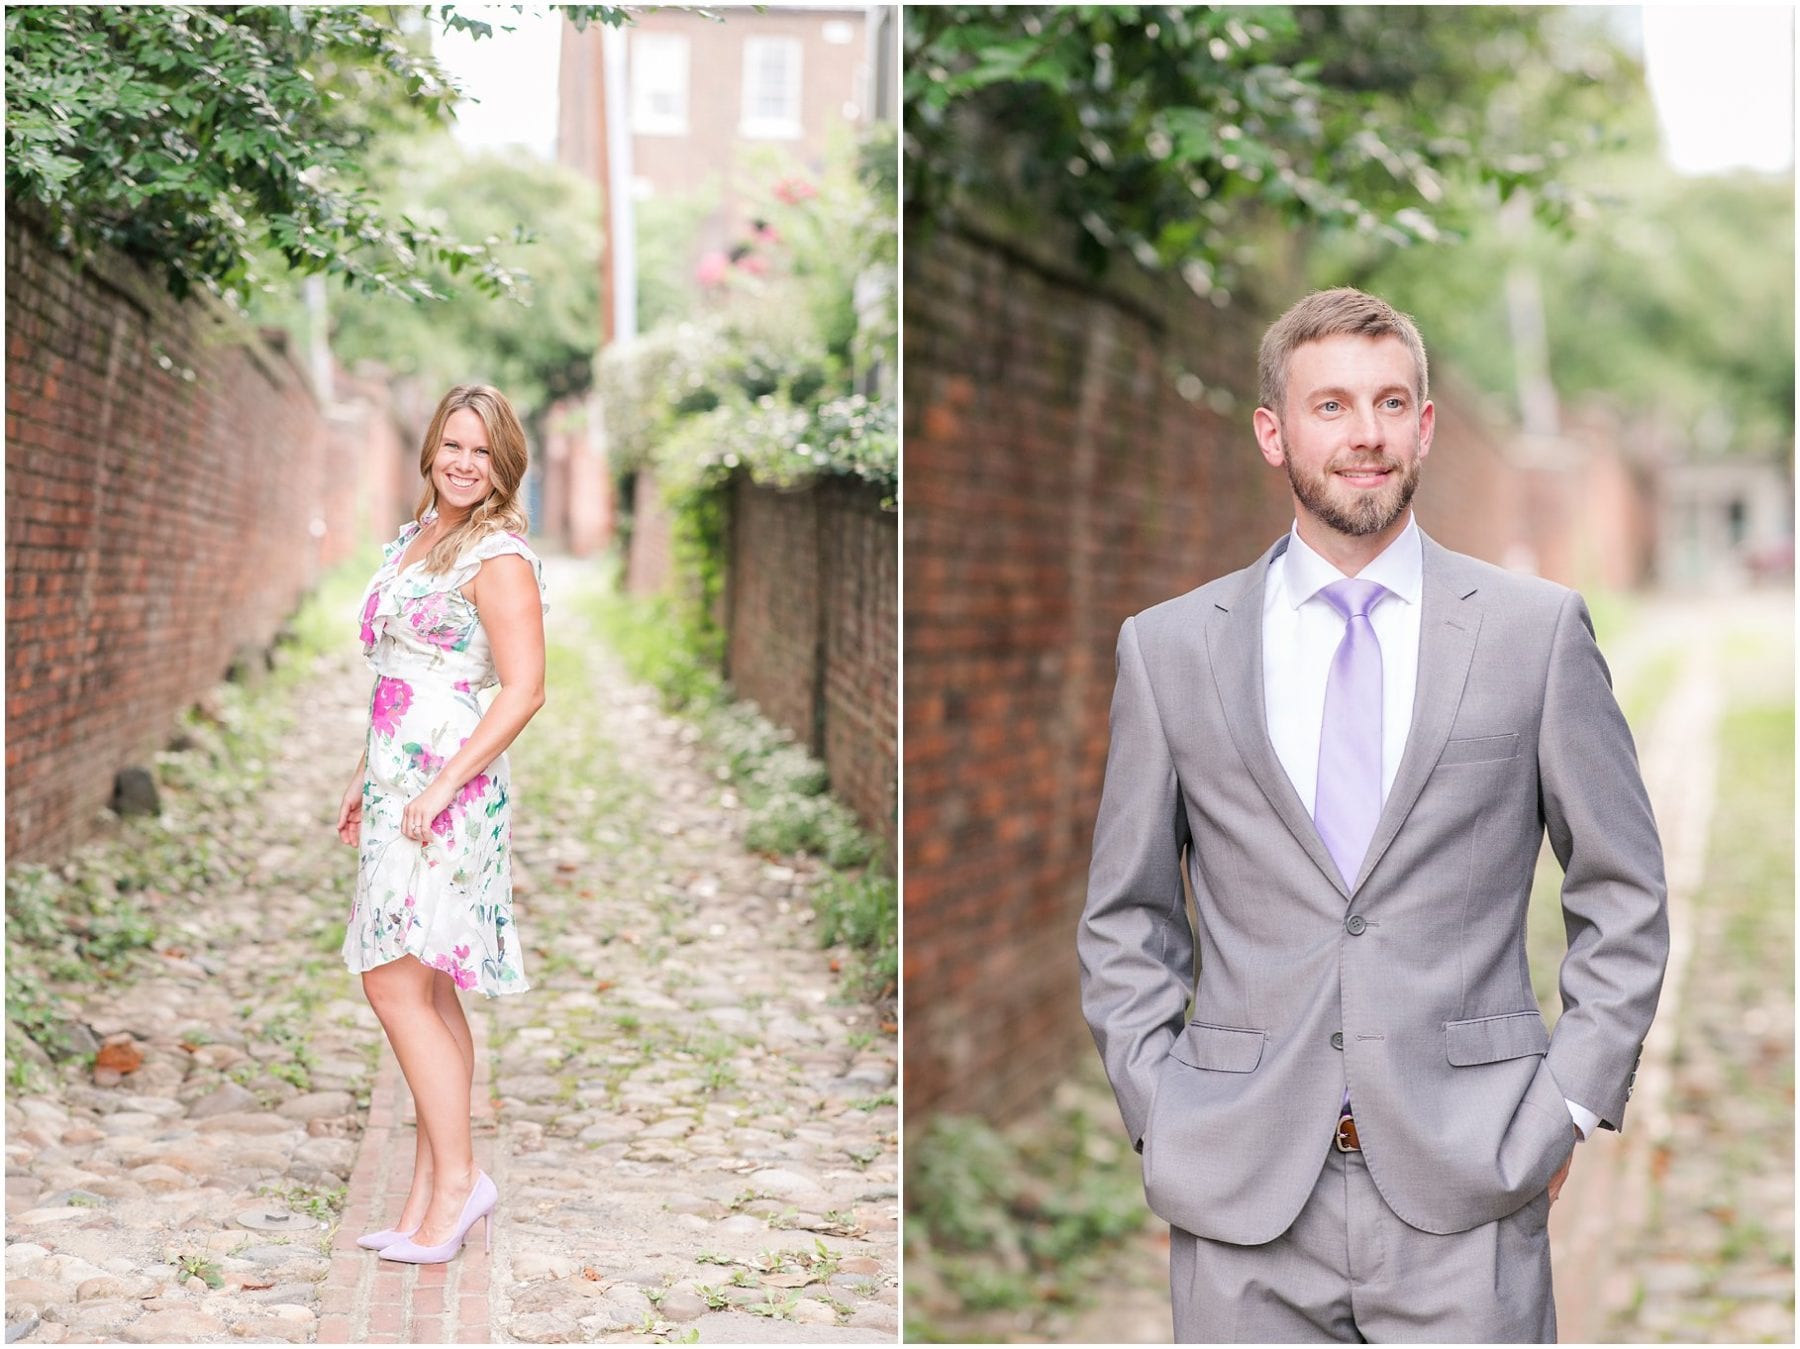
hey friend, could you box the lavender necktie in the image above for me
[1315,578,1387,1121]
[1314,578,1389,889]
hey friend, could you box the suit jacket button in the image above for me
[1330,1032,1344,1050]
[1346,914,1368,935]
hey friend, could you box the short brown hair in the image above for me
[1257,288,1429,418]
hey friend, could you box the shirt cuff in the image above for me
[1565,1099,1600,1140]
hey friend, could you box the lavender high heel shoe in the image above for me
[378,1171,497,1264]
[355,1224,420,1251]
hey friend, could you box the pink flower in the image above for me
[430,953,478,990]
[772,176,816,205]
[359,590,381,647]
[457,774,490,811]
[696,251,730,286]
[736,252,769,276]
[409,592,447,630]
[454,680,473,693]
[370,677,412,737]
[453,944,470,961]
[430,809,455,839]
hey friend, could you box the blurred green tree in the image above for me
[904,5,1638,300]
[4,4,629,305]
[308,139,603,412]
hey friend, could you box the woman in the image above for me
[334,384,548,1264]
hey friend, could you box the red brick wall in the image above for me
[625,468,677,597]
[819,481,898,850]
[903,222,1296,1124]
[725,479,819,739]
[4,211,362,862]
[726,476,897,850]
[1411,380,1529,568]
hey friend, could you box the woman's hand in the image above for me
[400,778,458,846]
[335,775,364,848]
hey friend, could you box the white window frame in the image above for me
[739,36,803,140]
[630,32,689,136]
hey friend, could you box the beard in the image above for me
[1284,447,1422,538]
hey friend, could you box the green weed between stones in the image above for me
[904,1102,1149,1340]
[175,1253,225,1289]
[4,547,377,1073]
[259,1178,348,1223]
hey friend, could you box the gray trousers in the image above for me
[1170,1146,1556,1343]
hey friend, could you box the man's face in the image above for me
[1253,333,1433,541]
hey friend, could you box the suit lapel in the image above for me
[1207,536,1352,900]
[1350,533,1484,893]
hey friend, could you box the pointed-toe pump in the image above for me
[355,1225,420,1251]
[377,1171,497,1264]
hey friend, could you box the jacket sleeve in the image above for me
[1538,590,1670,1131]
[1077,615,1195,1152]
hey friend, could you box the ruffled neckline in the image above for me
[359,517,548,656]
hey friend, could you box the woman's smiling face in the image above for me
[431,407,495,516]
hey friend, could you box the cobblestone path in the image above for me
[1559,591,1793,1344]
[5,555,898,1343]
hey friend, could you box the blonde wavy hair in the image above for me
[411,384,531,574]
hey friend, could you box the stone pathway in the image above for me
[5,554,898,1343]
[1561,590,1794,1343]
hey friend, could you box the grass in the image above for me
[904,1091,1150,1341]
[1704,699,1794,993]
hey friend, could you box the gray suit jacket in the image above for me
[1078,531,1668,1244]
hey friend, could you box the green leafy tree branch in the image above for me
[4,4,633,306]
[904,5,1639,299]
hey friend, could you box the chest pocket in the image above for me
[1436,732,1518,767]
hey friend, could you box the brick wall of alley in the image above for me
[4,210,406,863]
[726,476,898,851]
[901,218,1629,1126]
[626,470,899,853]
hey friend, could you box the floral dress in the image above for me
[341,512,548,997]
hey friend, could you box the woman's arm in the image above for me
[337,748,369,846]
[402,554,546,831]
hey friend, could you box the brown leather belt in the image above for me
[1335,1110,1361,1152]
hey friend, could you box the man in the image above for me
[1077,288,1668,1342]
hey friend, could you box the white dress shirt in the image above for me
[1261,514,1596,1142]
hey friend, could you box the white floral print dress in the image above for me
[341,512,548,997]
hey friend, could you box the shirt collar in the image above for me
[1281,514,1422,610]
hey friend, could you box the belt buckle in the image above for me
[1335,1111,1360,1153]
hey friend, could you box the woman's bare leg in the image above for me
[362,957,481,1245]
[382,970,476,1231]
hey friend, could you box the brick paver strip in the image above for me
[322,987,497,1342]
